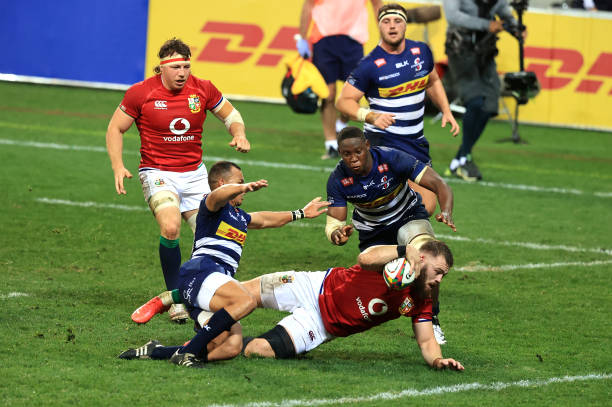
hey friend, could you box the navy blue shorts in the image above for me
[178,257,228,308]
[312,35,363,84]
[365,131,432,166]
[357,206,430,252]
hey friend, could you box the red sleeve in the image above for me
[412,298,433,323]
[119,81,147,119]
[198,78,223,111]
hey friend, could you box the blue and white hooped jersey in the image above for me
[326,147,427,239]
[190,195,251,277]
[346,39,435,163]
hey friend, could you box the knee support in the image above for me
[257,325,296,359]
[397,219,435,248]
[149,190,179,214]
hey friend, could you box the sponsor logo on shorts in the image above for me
[154,179,165,186]
[378,76,429,98]
[341,177,354,187]
[280,274,293,283]
[154,100,167,110]
[188,94,201,113]
[398,295,414,315]
[410,47,420,55]
[216,221,247,245]
[308,331,315,342]
[374,58,387,68]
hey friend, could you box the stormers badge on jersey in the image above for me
[188,94,201,113]
[398,295,414,315]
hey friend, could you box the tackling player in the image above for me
[325,126,455,344]
[336,3,459,215]
[105,38,251,323]
[122,161,329,367]
[119,241,464,371]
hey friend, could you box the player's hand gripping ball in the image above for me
[383,257,415,290]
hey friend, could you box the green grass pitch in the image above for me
[0,81,611,406]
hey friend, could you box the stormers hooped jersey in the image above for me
[347,39,435,163]
[326,146,427,241]
[120,75,223,172]
[319,264,432,337]
[190,195,251,276]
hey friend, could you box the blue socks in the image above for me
[181,308,236,359]
[159,236,180,290]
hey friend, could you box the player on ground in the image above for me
[325,126,454,344]
[123,161,329,367]
[106,38,251,323]
[120,241,464,371]
[336,3,459,215]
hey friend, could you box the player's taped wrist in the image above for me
[291,209,305,221]
[397,245,407,258]
[325,216,346,242]
[356,107,371,122]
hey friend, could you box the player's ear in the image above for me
[365,139,371,149]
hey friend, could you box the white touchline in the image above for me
[206,373,612,407]
[3,138,611,198]
[0,292,29,300]
[455,259,612,272]
[34,198,612,266]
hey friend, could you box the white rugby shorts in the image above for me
[139,163,210,213]
[264,271,335,355]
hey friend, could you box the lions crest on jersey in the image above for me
[188,94,201,113]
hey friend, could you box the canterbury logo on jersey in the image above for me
[216,221,247,245]
[154,100,167,109]
[378,75,429,98]
[353,183,403,209]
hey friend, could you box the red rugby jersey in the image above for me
[120,75,223,172]
[319,264,432,337]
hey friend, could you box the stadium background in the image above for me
[2,0,611,131]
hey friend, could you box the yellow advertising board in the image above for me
[147,1,612,130]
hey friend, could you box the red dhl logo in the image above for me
[520,47,612,94]
[216,221,247,246]
[378,77,429,98]
[193,22,612,95]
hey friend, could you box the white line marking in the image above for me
[437,234,612,257]
[2,138,611,198]
[36,197,148,212]
[456,259,612,272]
[207,373,612,407]
[0,292,29,299]
[34,198,612,258]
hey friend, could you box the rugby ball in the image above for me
[383,257,415,290]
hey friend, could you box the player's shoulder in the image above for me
[403,39,433,58]
[327,160,350,183]
[126,76,159,95]
[188,75,217,91]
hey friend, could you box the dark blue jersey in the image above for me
[190,195,251,277]
[326,146,427,241]
[346,39,435,163]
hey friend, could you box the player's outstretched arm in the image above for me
[425,69,460,137]
[336,83,395,130]
[248,197,330,229]
[418,167,456,232]
[358,244,422,276]
[206,180,268,213]
[106,107,135,194]
[413,321,464,371]
[212,99,250,153]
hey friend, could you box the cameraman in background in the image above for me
[442,0,521,181]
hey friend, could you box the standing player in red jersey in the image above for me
[106,38,251,323]
[120,240,463,370]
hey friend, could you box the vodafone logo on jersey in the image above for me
[169,118,191,135]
